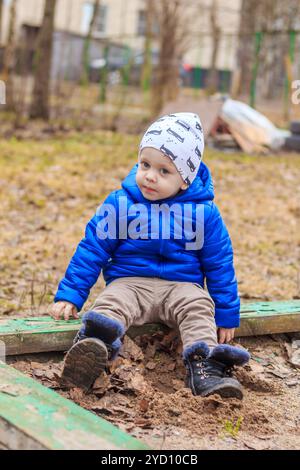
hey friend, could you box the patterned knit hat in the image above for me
[139,112,204,186]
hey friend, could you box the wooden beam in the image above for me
[237,300,300,337]
[0,300,300,356]
[0,361,149,450]
[0,317,81,356]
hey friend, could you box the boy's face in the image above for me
[136,147,188,201]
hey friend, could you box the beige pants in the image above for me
[90,277,218,349]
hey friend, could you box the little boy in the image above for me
[50,112,250,399]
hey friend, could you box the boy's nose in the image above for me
[146,171,156,182]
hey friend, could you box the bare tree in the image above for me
[235,0,259,97]
[141,0,153,92]
[81,0,101,85]
[29,0,57,120]
[258,0,300,101]
[235,0,300,100]
[2,0,17,111]
[151,0,192,115]
[207,0,221,92]
[0,0,3,45]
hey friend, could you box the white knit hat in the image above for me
[139,112,204,186]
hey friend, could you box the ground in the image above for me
[7,333,300,449]
[1,129,300,449]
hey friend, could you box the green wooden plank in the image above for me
[240,300,300,315]
[0,317,82,355]
[0,300,300,356]
[0,361,149,450]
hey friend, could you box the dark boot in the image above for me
[60,337,108,392]
[60,312,124,391]
[183,342,250,399]
[78,311,125,345]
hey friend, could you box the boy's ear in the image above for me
[181,182,188,191]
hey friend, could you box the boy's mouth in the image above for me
[143,185,157,193]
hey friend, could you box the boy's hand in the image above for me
[217,327,235,344]
[49,301,79,321]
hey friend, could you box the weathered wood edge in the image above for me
[1,301,300,356]
[0,361,149,450]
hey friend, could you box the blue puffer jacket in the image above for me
[54,162,240,327]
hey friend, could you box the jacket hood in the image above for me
[121,161,215,204]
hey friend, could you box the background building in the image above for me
[0,0,242,87]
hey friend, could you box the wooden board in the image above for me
[0,361,148,450]
[161,97,223,138]
[0,300,300,356]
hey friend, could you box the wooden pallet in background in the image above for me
[0,300,300,356]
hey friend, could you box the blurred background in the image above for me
[0,0,300,132]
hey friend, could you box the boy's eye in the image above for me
[141,162,150,169]
[161,168,169,175]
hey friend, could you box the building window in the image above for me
[137,10,146,36]
[94,5,108,34]
[82,2,108,36]
[136,9,160,37]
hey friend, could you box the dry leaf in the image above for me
[172,379,184,391]
[144,343,157,360]
[92,372,111,395]
[146,361,157,370]
[120,336,144,362]
[139,398,150,413]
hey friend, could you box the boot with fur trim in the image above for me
[183,342,250,399]
[60,312,124,391]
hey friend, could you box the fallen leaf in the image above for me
[288,349,300,369]
[32,368,45,378]
[172,379,184,391]
[139,399,149,413]
[129,373,148,394]
[30,361,43,369]
[90,405,114,415]
[146,361,157,370]
[92,372,111,396]
[243,439,270,450]
[248,360,264,374]
[285,379,299,387]
[43,370,55,380]
[120,336,144,362]
[134,418,153,428]
[144,342,157,360]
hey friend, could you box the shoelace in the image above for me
[225,366,234,377]
[185,354,209,379]
[186,355,233,379]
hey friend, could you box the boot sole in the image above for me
[202,383,243,400]
[59,338,108,392]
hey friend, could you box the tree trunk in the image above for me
[151,0,186,115]
[207,0,221,92]
[81,0,101,86]
[141,0,153,92]
[0,0,3,45]
[2,0,17,111]
[29,0,57,120]
[236,0,260,97]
